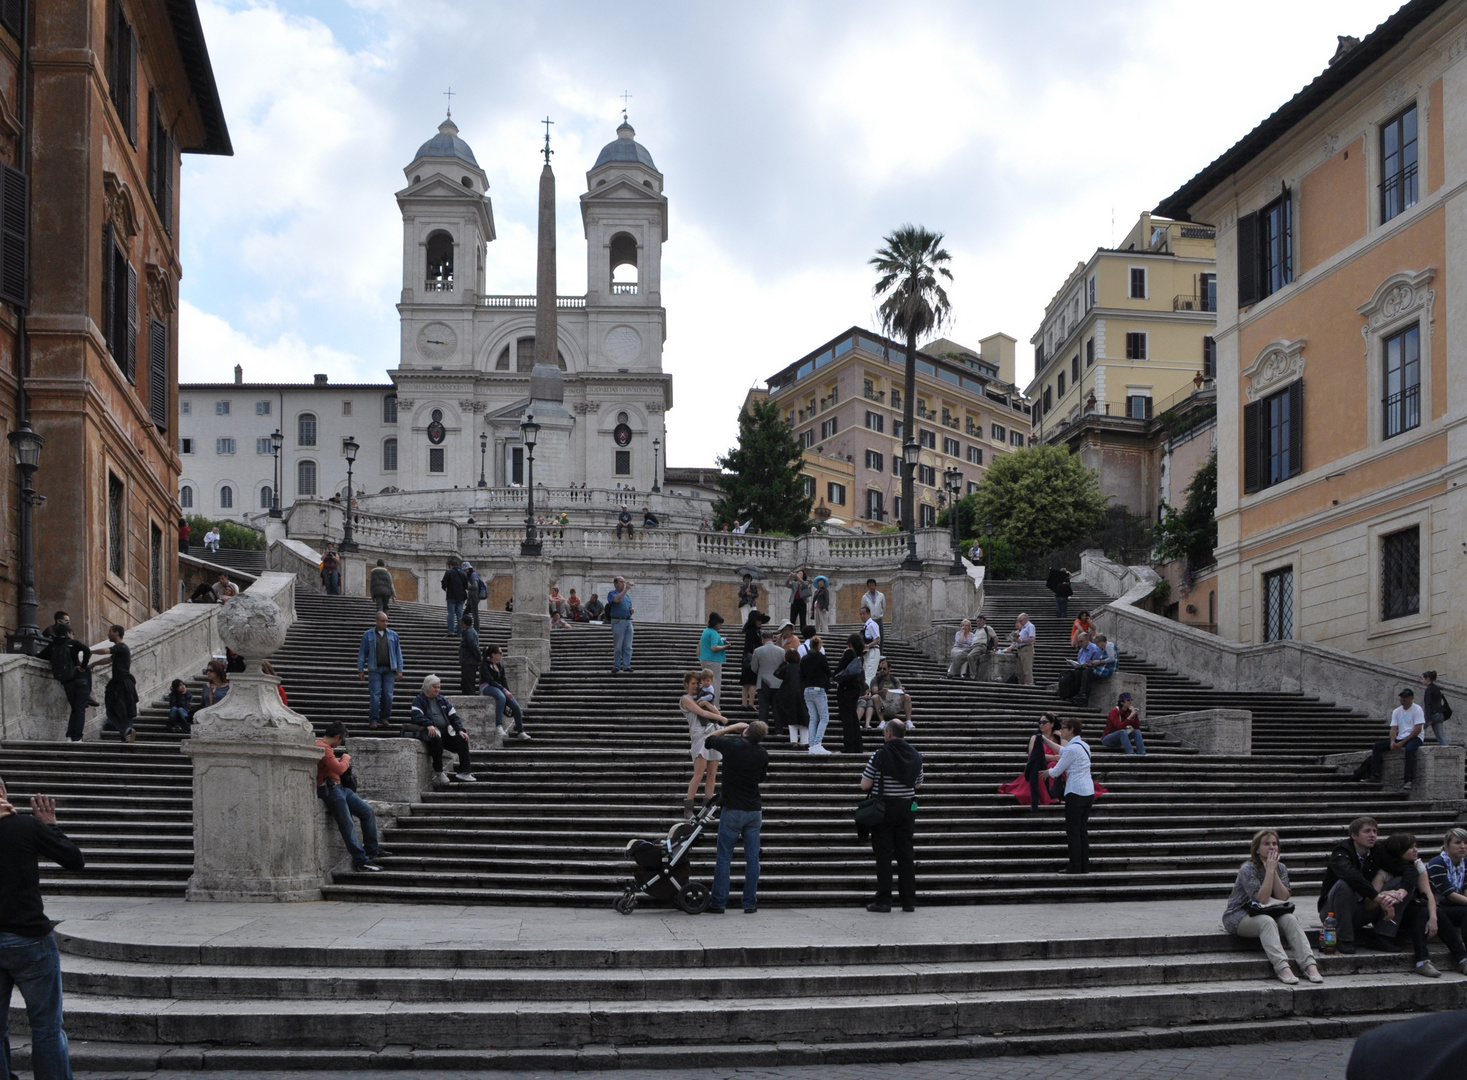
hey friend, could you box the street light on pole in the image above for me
[6,423,44,655]
[520,414,542,556]
[901,440,922,570]
[652,437,661,493]
[269,428,283,518]
[478,432,488,488]
[945,466,965,575]
[340,436,359,552]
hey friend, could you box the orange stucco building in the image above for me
[1158,0,1464,675]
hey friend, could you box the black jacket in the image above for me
[1318,838,1380,911]
[799,649,831,691]
[0,814,85,937]
[441,568,469,603]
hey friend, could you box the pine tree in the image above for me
[712,398,813,534]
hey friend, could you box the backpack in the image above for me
[46,637,77,683]
[478,577,488,600]
[1440,692,1453,721]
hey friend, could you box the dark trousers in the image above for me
[467,601,480,631]
[424,730,471,774]
[1077,667,1109,703]
[1056,595,1069,619]
[839,696,862,754]
[63,678,89,740]
[1025,763,1047,809]
[460,663,479,697]
[104,676,135,735]
[1064,793,1093,872]
[1437,907,1467,963]
[374,595,391,614]
[871,798,917,906]
[757,686,777,727]
[616,522,635,539]
[1320,880,1375,946]
[1370,735,1422,781]
[790,599,807,633]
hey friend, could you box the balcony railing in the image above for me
[477,294,588,309]
[611,282,639,295]
[1179,226,1216,240]
[424,276,454,293]
[863,389,885,402]
[1381,161,1419,223]
[1382,384,1420,440]
[1173,293,1216,312]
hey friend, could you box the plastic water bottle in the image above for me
[1321,912,1338,955]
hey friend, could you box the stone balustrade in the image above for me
[1146,709,1252,755]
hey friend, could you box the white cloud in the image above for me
[179,300,370,384]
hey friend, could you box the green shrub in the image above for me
[186,515,265,551]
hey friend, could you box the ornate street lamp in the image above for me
[340,436,359,552]
[520,414,542,556]
[652,437,661,493]
[945,466,966,575]
[901,440,922,570]
[6,423,44,655]
[478,432,488,488]
[269,428,283,518]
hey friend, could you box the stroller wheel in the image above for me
[677,882,711,915]
[614,893,637,916]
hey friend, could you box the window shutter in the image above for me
[0,0,23,38]
[1288,379,1303,479]
[102,223,116,355]
[0,162,27,308]
[1236,211,1259,307]
[149,317,168,429]
[1145,396,1154,421]
[122,21,137,145]
[125,260,138,383]
[1243,400,1260,493]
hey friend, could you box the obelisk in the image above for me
[533,127,556,368]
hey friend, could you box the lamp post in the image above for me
[269,428,283,518]
[340,436,359,552]
[6,423,43,655]
[945,466,965,575]
[520,414,542,556]
[901,440,922,570]
[652,437,661,493]
[478,432,488,488]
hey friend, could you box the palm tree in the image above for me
[870,226,953,558]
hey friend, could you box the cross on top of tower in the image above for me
[443,86,455,117]
[620,90,632,122]
[541,116,554,164]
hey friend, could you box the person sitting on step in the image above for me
[869,658,913,730]
[1317,816,1406,955]
[1371,832,1443,978]
[1365,688,1426,791]
[946,620,976,678]
[166,679,193,733]
[567,589,585,622]
[407,675,476,784]
[1426,827,1467,977]
[1058,632,1107,705]
[316,722,390,873]
[1222,829,1322,986]
[1100,693,1146,755]
[1069,611,1095,647]
[584,593,604,622]
[478,645,530,740]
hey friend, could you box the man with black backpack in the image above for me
[316,722,389,873]
[44,624,92,743]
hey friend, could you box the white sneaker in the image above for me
[905,720,916,730]
[808,745,832,755]
[454,773,477,782]
[432,772,450,784]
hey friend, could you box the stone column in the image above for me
[183,593,323,901]
[507,555,552,698]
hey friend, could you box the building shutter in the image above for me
[1236,211,1259,307]
[121,17,137,145]
[1287,379,1303,480]
[0,0,22,38]
[124,260,138,382]
[102,223,116,355]
[149,317,168,429]
[0,162,27,308]
[1242,399,1260,494]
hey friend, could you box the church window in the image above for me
[382,438,398,472]
[610,232,638,294]
[259,486,272,509]
[461,176,472,187]
[108,472,126,577]
[413,174,420,184]
[297,460,317,496]
[298,412,317,446]
[429,448,445,473]
[517,337,535,373]
[615,449,631,475]
[383,394,397,423]
[496,346,510,371]
[425,231,454,292]
[179,484,193,508]
[219,485,233,510]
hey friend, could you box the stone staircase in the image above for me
[187,545,266,574]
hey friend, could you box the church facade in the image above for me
[391,116,672,493]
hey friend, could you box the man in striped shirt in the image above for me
[860,719,923,912]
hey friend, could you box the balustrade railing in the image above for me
[477,294,588,309]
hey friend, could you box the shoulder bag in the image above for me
[854,768,886,827]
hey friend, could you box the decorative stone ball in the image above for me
[217,593,290,660]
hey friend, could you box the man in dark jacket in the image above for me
[861,720,924,912]
[0,777,85,1079]
[616,506,635,540]
[45,625,92,743]
[705,721,770,914]
[458,615,481,697]
[441,559,469,636]
[1047,567,1073,619]
[95,624,138,744]
[369,560,395,614]
[1318,816,1408,953]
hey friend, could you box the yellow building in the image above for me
[1157,0,1464,673]
[1027,213,1217,445]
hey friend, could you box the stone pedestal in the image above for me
[982,652,1023,682]
[453,697,509,747]
[347,736,433,805]
[509,556,552,696]
[1146,709,1252,754]
[1089,673,1147,719]
[183,593,322,902]
[1323,744,1465,802]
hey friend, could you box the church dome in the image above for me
[415,117,479,166]
[592,121,656,170]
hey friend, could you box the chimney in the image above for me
[314,374,328,386]
[233,364,243,384]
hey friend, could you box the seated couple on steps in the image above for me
[1055,632,1116,706]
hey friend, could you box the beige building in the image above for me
[1027,213,1217,454]
[1156,0,1466,675]
[763,328,1030,529]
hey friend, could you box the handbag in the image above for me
[854,773,886,827]
[1244,900,1295,919]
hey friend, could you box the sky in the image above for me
[180,0,1405,469]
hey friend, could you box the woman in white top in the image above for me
[947,620,976,678]
[1049,717,1095,874]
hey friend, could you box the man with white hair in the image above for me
[1003,613,1036,685]
[408,675,475,785]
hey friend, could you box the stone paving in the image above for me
[72,1037,1357,1079]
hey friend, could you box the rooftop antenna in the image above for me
[541,116,554,164]
[443,86,455,118]
[620,90,632,123]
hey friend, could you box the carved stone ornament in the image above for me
[645,401,665,414]
[1383,78,1409,110]
[145,263,176,317]
[458,399,487,413]
[1357,269,1436,342]
[1448,31,1467,64]
[192,593,314,738]
[1321,133,1341,158]
[395,398,416,410]
[218,592,291,661]
[102,172,140,240]
[1242,339,1307,401]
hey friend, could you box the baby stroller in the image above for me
[614,798,718,915]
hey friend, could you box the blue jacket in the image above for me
[358,627,404,673]
[408,692,464,738]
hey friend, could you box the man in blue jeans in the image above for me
[441,558,469,636]
[608,576,635,673]
[316,723,389,872]
[357,612,405,729]
[704,720,769,914]
[1369,688,1426,791]
[0,777,85,1080]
